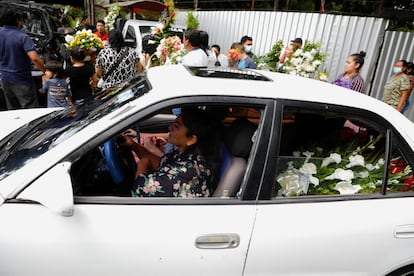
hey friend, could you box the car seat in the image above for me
[214,118,257,197]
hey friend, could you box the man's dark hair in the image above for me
[184,29,202,48]
[211,44,221,52]
[0,6,24,26]
[45,60,64,78]
[96,19,105,25]
[240,35,252,44]
[70,46,86,62]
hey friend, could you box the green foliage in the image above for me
[254,40,284,72]
[186,12,199,30]
[60,5,84,29]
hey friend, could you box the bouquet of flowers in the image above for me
[227,48,240,68]
[146,0,184,66]
[276,134,413,197]
[66,29,104,50]
[150,0,177,42]
[318,71,329,82]
[281,41,326,79]
[255,40,284,71]
[154,35,184,65]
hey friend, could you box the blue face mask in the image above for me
[393,67,402,74]
[245,45,252,53]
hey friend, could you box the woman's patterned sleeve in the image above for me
[132,155,210,198]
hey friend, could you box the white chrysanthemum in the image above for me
[313,60,321,67]
[303,52,314,61]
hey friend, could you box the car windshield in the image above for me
[21,9,49,36]
[0,78,150,181]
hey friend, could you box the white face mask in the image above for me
[245,45,252,53]
[393,67,402,74]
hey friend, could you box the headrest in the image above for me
[224,118,257,158]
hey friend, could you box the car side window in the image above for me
[125,25,136,41]
[71,104,262,198]
[273,106,413,198]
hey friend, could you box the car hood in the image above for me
[0,108,57,140]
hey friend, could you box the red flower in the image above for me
[402,175,414,191]
[170,11,175,19]
[165,3,170,8]
[227,48,239,61]
[390,158,406,174]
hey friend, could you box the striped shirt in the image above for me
[332,73,366,93]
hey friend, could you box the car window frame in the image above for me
[257,99,414,201]
[64,95,275,204]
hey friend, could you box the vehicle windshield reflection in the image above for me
[0,78,150,181]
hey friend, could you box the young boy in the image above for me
[42,60,72,108]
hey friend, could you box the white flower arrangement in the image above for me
[276,134,413,196]
[104,3,121,30]
[281,41,326,79]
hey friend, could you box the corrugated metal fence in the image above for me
[370,31,414,119]
[175,11,414,120]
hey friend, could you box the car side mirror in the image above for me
[17,162,74,217]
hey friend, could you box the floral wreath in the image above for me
[147,0,185,66]
[281,41,327,79]
[66,29,104,51]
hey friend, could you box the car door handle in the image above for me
[195,233,240,249]
[394,225,414,239]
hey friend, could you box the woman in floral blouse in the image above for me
[120,108,222,198]
[382,59,410,113]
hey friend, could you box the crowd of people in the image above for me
[0,6,413,112]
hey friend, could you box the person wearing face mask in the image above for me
[240,35,254,56]
[382,60,410,113]
[234,41,256,69]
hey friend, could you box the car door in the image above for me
[244,101,414,275]
[0,99,274,276]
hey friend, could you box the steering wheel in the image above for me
[103,137,136,195]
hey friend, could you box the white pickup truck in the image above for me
[121,19,184,54]
[121,19,158,54]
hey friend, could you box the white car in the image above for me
[1,65,414,276]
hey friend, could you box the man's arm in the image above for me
[27,50,46,73]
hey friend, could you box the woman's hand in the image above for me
[142,136,167,157]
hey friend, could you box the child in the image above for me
[64,46,98,103]
[42,60,72,108]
